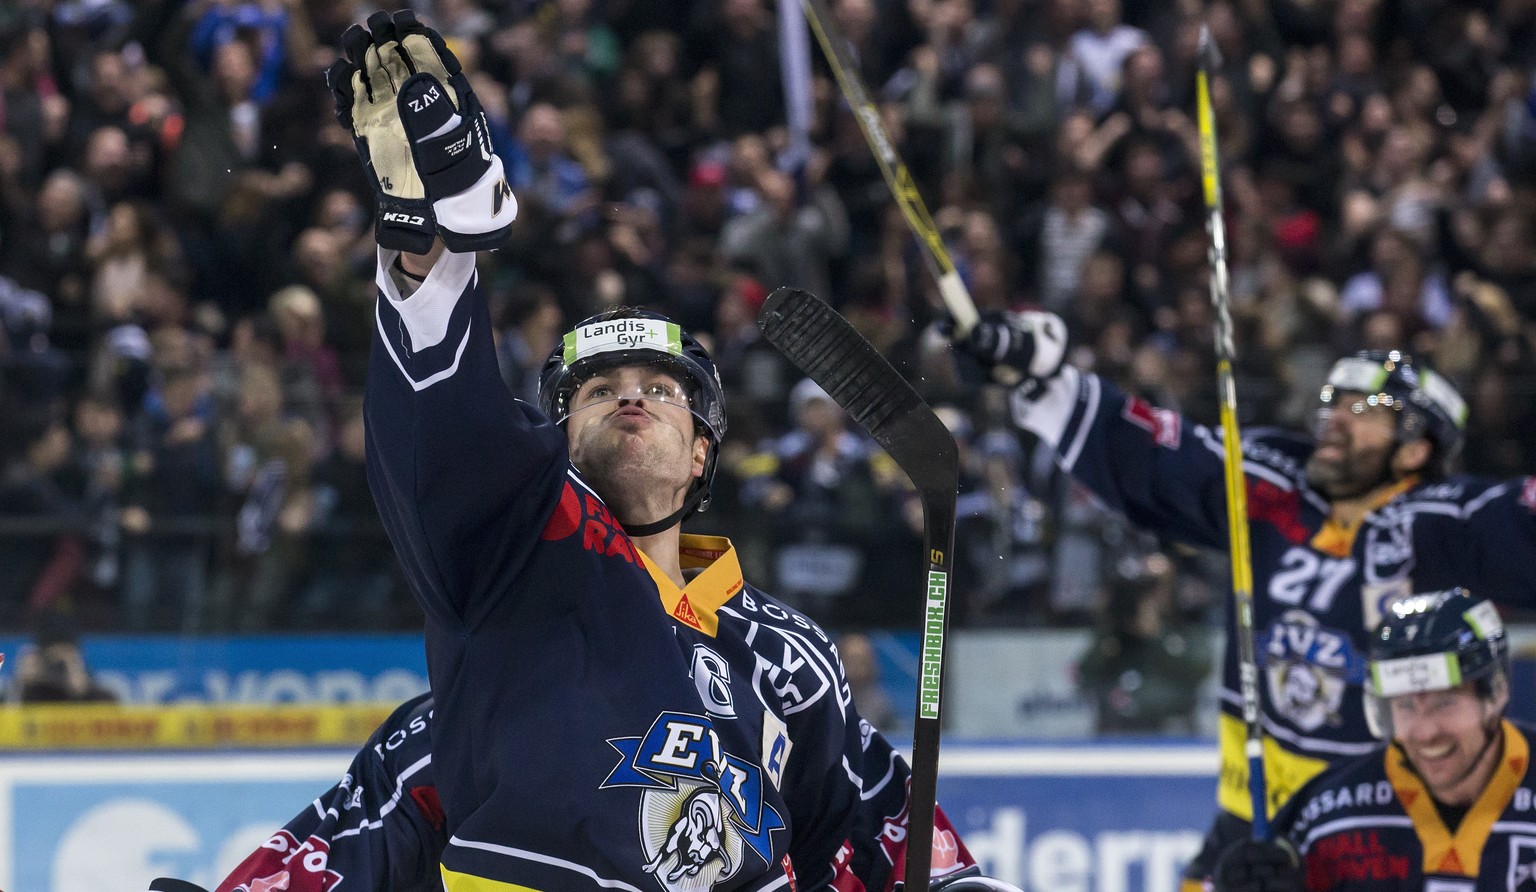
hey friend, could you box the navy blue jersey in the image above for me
[216,692,976,892]
[360,248,923,890]
[1270,720,1536,891]
[1014,368,1536,820]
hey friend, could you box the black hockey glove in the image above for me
[326,10,516,254]
[1214,838,1305,892]
[147,880,210,892]
[947,310,1067,382]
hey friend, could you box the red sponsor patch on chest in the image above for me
[539,482,640,564]
[540,481,583,540]
[1306,830,1410,888]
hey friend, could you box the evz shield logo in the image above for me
[1509,836,1536,892]
[1257,610,1366,732]
[603,712,785,890]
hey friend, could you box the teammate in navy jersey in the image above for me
[949,312,1536,887]
[259,12,1023,892]
[1214,588,1536,892]
[208,693,984,892]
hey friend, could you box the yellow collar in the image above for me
[635,534,743,637]
[1311,476,1420,558]
[1385,719,1528,876]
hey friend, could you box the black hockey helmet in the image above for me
[538,307,727,533]
[1364,588,1509,737]
[1317,350,1467,476]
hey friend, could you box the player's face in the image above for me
[1305,391,1398,498]
[565,364,707,523]
[1389,682,1501,806]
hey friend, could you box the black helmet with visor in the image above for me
[1363,588,1508,738]
[1317,350,1468,477]
[538,307,727,535]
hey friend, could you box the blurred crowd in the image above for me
[0,0,1534,660]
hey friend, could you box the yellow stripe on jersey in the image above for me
[1217,712,1331,820]
[441,866,543,892]
[1385,719,1528,877]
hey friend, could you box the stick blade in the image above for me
[148,881,212,892]
[759,287,956,892]
[757,288,957,487]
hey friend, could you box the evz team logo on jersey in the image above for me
[603,712,785,891]
[1257,610,1366,732]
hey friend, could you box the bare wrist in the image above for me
[396,241,444,279]
[393,253,428,282]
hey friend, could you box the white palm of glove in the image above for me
[352,35,427,204]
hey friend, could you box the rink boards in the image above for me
[0,742,1217,892]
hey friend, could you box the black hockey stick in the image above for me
[758,287,958,892]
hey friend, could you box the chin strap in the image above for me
[616,448,719,538]
[619,487,708,538]
[1476,712,1505,763]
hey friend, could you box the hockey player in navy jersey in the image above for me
[298,11,1019,892]
[1213,587,1536,892]
[208,692,986,892]
[949,312,1536,887]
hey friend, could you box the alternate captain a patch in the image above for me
[602,712,786,890]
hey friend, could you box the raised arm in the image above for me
[951,311,1260,550]
[327,12,560,627]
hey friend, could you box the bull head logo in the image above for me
[644,787,735,885]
